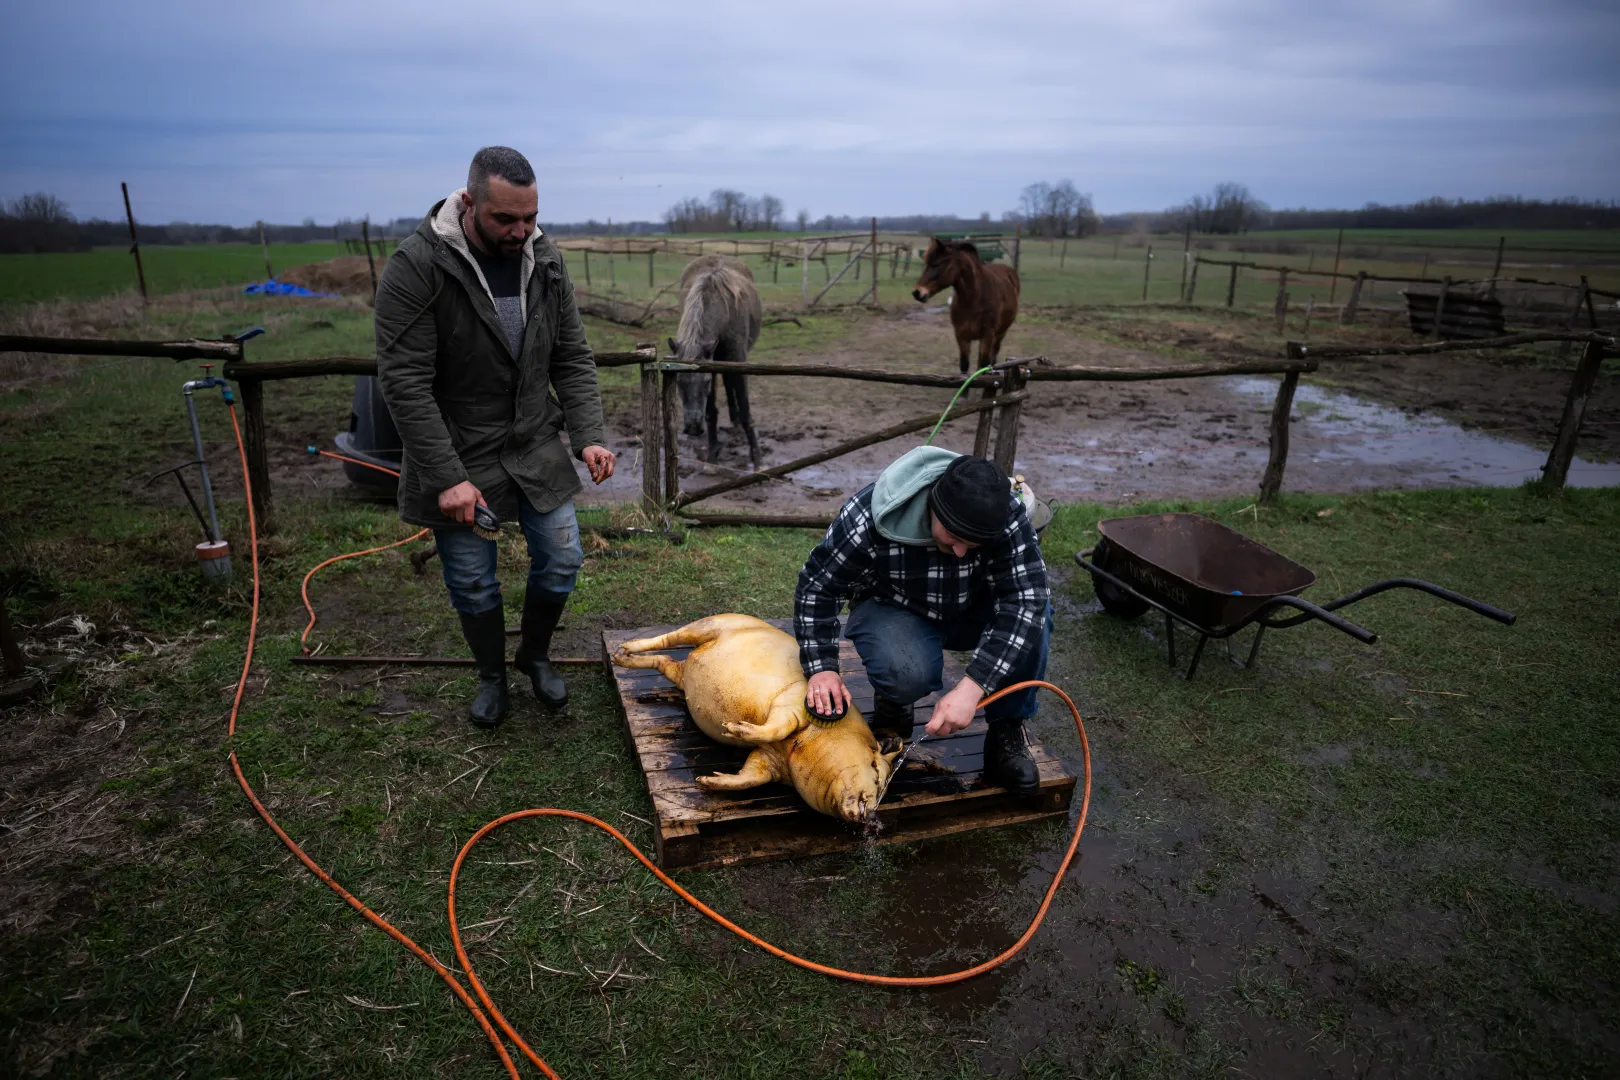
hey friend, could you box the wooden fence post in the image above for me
[870,217,879,306]
[1178,224,1191,300]
[1013,223,1022,274]
[1059,236,1068,270]
[1259,358,1301,503]
[1226,263,1239,308]
[972,386,1000,457]
[1328,227,1344,303]
[583,249,592,288]
[1185,257,1199,304]
[1541,341,1605,493]
[640,362,663,512]
[1430,276,1452,341]
[1141,245,1153,301]
[992,366,1026,474]
[1274,267,1290,332]
[361,218,377,298]
[661,369,680,505]
[237,377,275,533]
[258,220,274,280]
[1340,271,1366,325]
[1488,236,1505,297]
[802,242,810,303]
[121,182,148,302]
[1558,277,1592,360]
[649,248,656,290]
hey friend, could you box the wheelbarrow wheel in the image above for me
[1091,538,1150,620]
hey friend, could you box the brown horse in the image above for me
[911,238,1020,373]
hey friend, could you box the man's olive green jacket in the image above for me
[374,191,606,529]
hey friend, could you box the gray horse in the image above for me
[667,255,763,469]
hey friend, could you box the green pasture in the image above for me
[1250,227,1620,254]
[0,242,355,306]
[2,290,1619,1076]
[8,227,1620,314]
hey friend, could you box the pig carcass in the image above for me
[612,614,899,822]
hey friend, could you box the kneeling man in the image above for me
[794,448,1052,795]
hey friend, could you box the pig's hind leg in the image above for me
[696,748,781,792]
[719,700,803,743]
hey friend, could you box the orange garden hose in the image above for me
[226,414,1094,1078]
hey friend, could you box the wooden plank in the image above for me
[603,620,1076,869]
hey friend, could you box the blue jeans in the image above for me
[843,598,1053,722]
[433,494,583,616]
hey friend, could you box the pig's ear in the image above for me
[883,747,902,766]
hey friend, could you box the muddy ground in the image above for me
[578,305,1619,517]
[167,303,1620,523]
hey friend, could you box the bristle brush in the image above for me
[472,503,502,541]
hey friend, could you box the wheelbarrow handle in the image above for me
[1318,578,1517,626]
[1255,596,1379,643]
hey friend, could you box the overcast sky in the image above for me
[2,0,1616,226]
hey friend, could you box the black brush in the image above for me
[472,503,502,541]
[805,695,847,724]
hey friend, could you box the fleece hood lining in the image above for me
[431,188,546,306]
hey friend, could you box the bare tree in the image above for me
[759,194,784,231]
[709,189,748,232]
[5,193,73,224]
[796,208,809,232]
[1019,182,1053,233]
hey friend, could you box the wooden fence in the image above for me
[1188,255,1620,338]
[4,328,1611,535]
[553,224,922,308]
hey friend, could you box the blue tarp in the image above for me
[243,280,339,298]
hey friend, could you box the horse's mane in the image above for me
[675,260,754,355]
[954,241,982,262]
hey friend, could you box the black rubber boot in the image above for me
[984,718,1040,796]
[514,590,568,710]
[458,608,509,728]
[869,696,914,741]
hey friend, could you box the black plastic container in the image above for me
[334,376,402,492]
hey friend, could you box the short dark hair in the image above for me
[468,146,535,201]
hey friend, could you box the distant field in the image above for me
[1252,228,1620,254]
[5,229,1619,310]
[0,242,358,305]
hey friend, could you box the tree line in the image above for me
[664,190,789,233]
[0,195,422,254]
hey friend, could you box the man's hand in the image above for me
[582,445,616,484]
[925,676,984,737]
[805,670,852,719]
[438,481,485,525]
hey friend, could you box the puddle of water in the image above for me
[1228,377,1620,489]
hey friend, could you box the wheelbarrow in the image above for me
[1073,513,1516,678]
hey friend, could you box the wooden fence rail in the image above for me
[0,335,242,362]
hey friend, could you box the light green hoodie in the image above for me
[870,445,961,545]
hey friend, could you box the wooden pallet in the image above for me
[602,621,1076,871]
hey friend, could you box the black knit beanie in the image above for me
[928,455,1009,543]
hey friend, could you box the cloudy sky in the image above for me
[2,0,1616,226]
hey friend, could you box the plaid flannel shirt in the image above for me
[794,483,1048,693]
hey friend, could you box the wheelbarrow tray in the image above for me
[1096,513,1315,631]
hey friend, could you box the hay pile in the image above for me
[277,256,378,298]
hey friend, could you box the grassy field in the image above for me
[2,289,1619,1076]
[0,242,361,305]
[7,229,1618,316]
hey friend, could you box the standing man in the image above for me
[795,447,1052,796]
[376,146,615,728]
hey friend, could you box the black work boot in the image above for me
[514,590,568,710]
[984,718,1040,796]
[869,697,914,741]
[458,608,509,728]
